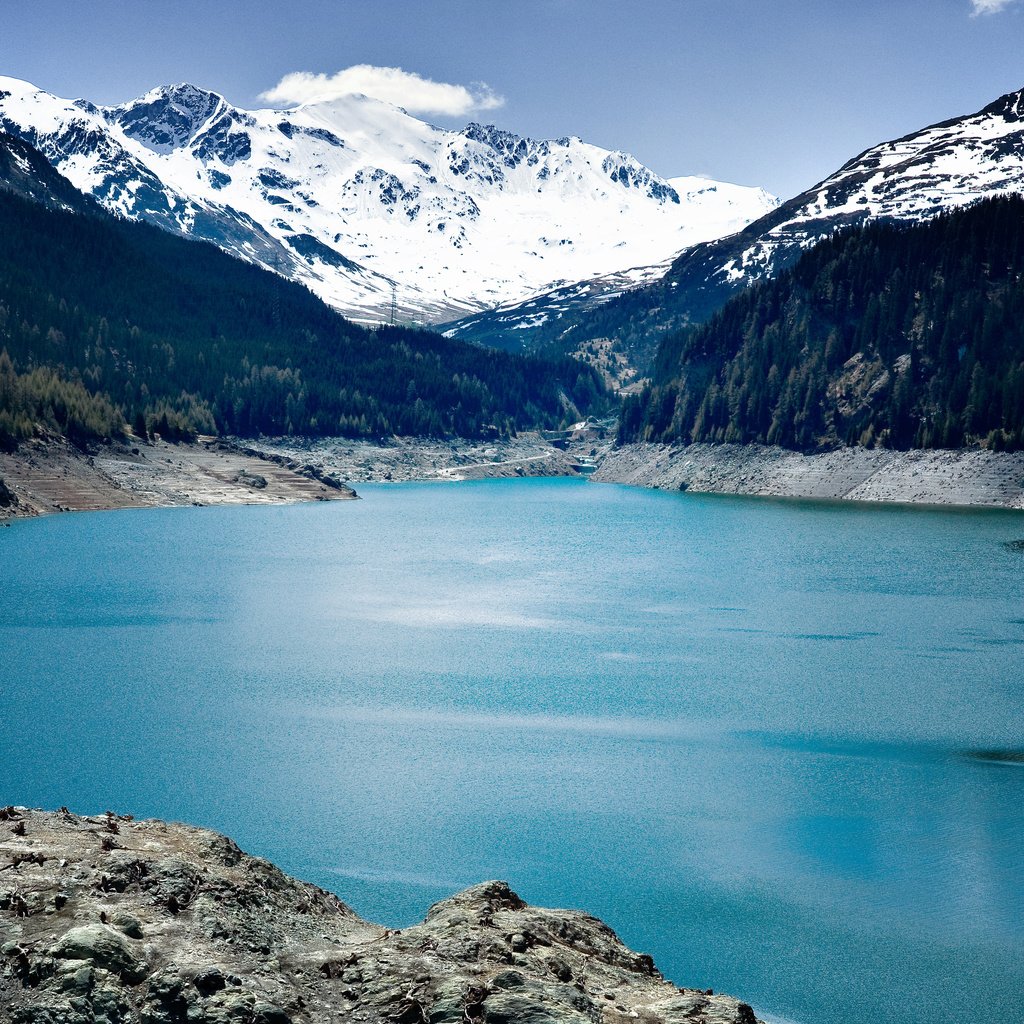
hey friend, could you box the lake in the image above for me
[2,478,1022,1024]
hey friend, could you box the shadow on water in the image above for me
[965,749,1024,766]
[748,732,1024,770]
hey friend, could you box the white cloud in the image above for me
[970,0,1019,14]
[259,64,504,116]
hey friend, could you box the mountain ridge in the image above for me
[447,85,1024,362]
[0,76,776,325]
[619,194,1024,454]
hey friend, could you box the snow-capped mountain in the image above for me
[0,77,776,324]
[0,130,95,213]
[441,176,770,350]
[449,86,1024,358]
[713,86,1024,286]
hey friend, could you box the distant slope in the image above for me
[507,86,1024,370]
[440,177,778,352]
[620,195,1024,452]
[0,76,775,324]
[0,129,93,211]
[0,132,610,444]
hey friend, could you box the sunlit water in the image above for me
[2,478,1022,1024]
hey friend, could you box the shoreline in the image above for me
[0,433,586,520]
[0,436,358,520]
[592,442,1024,510]
[2,433,1023,520]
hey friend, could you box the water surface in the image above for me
[2,479,1022,1024]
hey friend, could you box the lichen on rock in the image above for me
[0,808,760,1024]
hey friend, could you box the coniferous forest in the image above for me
[0,172,610,448]
[620,195,1024,451]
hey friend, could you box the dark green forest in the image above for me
[620,195,1024,452]
[0,159,609,448]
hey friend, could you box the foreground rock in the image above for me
[595,442,1024,509]
[0,808,758,1024]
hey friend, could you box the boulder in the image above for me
[51,925,147,984]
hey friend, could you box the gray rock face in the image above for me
[0,476,16,508]
[0,808,761,1024]
[51,924,148,983]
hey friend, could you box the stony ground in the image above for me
[0,433,595,520]
[594,442,1024,508]
[239,435,586,484]
[0,808,759,1024]
[0,438,355,519]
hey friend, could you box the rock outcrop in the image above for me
[0,807,759,1024]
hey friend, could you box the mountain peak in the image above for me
[979,87,1024,122]
[108,83,226,152]
[147,82,226,108]
[296,90,408,118]
[0,75,39,97]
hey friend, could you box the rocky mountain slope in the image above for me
[0,131,94,213]
[0,77,775,325]
[662,86,1024,311]
[458,85,1024,362]
[0,807,759,1024]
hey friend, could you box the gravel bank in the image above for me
[593,442,1024,509]
[241,433,582,483]
[0,438,355,519]
[5,433,1021,519]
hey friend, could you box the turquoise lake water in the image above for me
[2,478,1022,1024]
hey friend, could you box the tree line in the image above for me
[0,177,610,448]
[620,195,1024,452]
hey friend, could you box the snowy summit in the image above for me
[0,77,777,324]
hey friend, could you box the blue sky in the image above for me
[2,0,1022,198]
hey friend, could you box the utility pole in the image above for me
[389,283,397,327]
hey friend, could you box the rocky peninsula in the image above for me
[0,434,585,520]
[0,807,759,1024]
[0,438,358,519]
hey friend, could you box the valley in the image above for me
[2,19,1024,1024]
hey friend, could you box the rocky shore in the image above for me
[593,442,1024,509]
[0,438,357,520]
[3,431,1023,519]
[238,434,583,485]
[0,807,759,1024]
[0,433,589,520]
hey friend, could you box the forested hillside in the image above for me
[0,134,609,448]
[620,195,1024,451]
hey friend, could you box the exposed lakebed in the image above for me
[2,479,1022,1024]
